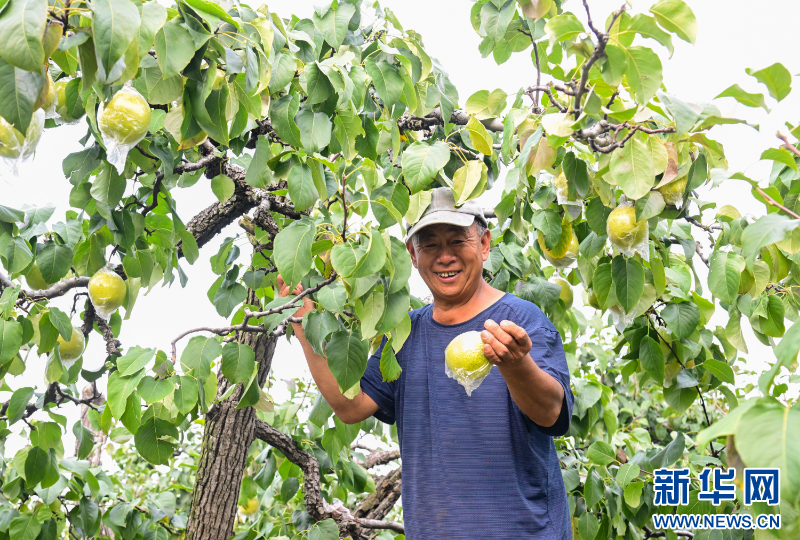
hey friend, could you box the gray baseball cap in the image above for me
[403,187,487,242]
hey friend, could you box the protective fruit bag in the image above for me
[88,264,127,320]
[444,331,493,396]
[1,109,44,175]
[606,200,649,261]
[98,86,151,174]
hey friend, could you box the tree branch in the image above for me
[754,185,800,219]
[777,132,800,159]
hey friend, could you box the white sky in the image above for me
[2,0,799,455]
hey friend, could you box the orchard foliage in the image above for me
[0,0,798,538]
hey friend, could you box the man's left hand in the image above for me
[481,319,532,367]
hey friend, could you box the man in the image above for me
[278,187,575,539]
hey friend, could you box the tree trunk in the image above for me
[185,320,278,540]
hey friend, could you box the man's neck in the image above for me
[430,282,505,325]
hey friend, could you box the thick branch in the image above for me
[354,448,401,469]
[398,107,504,133]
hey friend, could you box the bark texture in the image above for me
[185,300,278,540]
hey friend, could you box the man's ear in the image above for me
[480,229,492,262]
[406,240,418,268]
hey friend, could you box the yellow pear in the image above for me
[26,264,53,291]
[658,178,687,206]
[550,277,573,308]
[57,327,85,362]
[88,266,127,319]
[98,87,151,146]
[607,205,647,250]
[543,230,579,267]
[239,497,259,516]
[537,219,574,259]
[445,331,492,390]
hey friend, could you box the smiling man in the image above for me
[278,187,575,539]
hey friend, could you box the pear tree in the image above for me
[0,0,799,539]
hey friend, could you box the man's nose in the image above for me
[435,245,457,264]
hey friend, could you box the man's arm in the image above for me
[480,319,565,428]
[277,276,380,424]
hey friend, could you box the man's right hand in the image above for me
[276,275,314,320]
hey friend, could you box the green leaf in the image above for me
[623,46,663,104]
[0,319,23,364]
[312,3,355,49]
[586,440,616,466]
[355,284,385,340]
[639,336,665,384]
[7,387,34,425]
[761,148,798,172]
[2,237,33,273]
[544,12,584,44]
[137,1,167,60]
[91,0,140,83]
[661,301,700,341]
[452,160,488,206]
[715,84,770,111]
[364,57,404,107]
[308,518,339,540]
[180,335,222,374]
[465,116,493,155]
[137,376,174,404]
[107,370,145,422]
[333,108,365,160]
[578,512,599,540]
[0,0,47,72]
[184,0,239,29]
[36,243,72,284]
[287,162,318,212]
[270,94,302,148]
[221,342,255,384]
[213,283,247,318]
[610,133,655,200]
[379,337,402,382]
[9,512,41,540]
[24,446,48,487]
[703,358,735,384]
[592,263,615,310]
[117,347,155,377]
[296,109,332,154]
[325,329,368,393]
[649,0,697,44]
[210,174,235,203]
[173,376,198,415]
[481,0,515,43]
[91,164,126,209]
[401,141,450,193]
[301,61,334,105]
[616,463,640,489]
[747,62,792,102]
[708,251,745,304]
[612,256,644,313]
[47,307,72,341]
[134,416,178,465]
[154,18,195,79]
[733,399,800,506]
[0,58,42,134]
[273,219,314,291]
[741,214,800,263]
[624,481,644,508]
[624,14,674,56]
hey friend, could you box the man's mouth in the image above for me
[435,270,461,280]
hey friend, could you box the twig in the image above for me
[684,217,722,232]
[170,274,337,360]
[694,241,709,268]
[754,185,800,219]
[643,525,694,538]
[777,132,800,159]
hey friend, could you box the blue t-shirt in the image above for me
[360,293,575,540]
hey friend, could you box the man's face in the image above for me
[406,222,491,303]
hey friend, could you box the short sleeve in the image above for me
[360,337,397,425]
[528,327,574,437]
